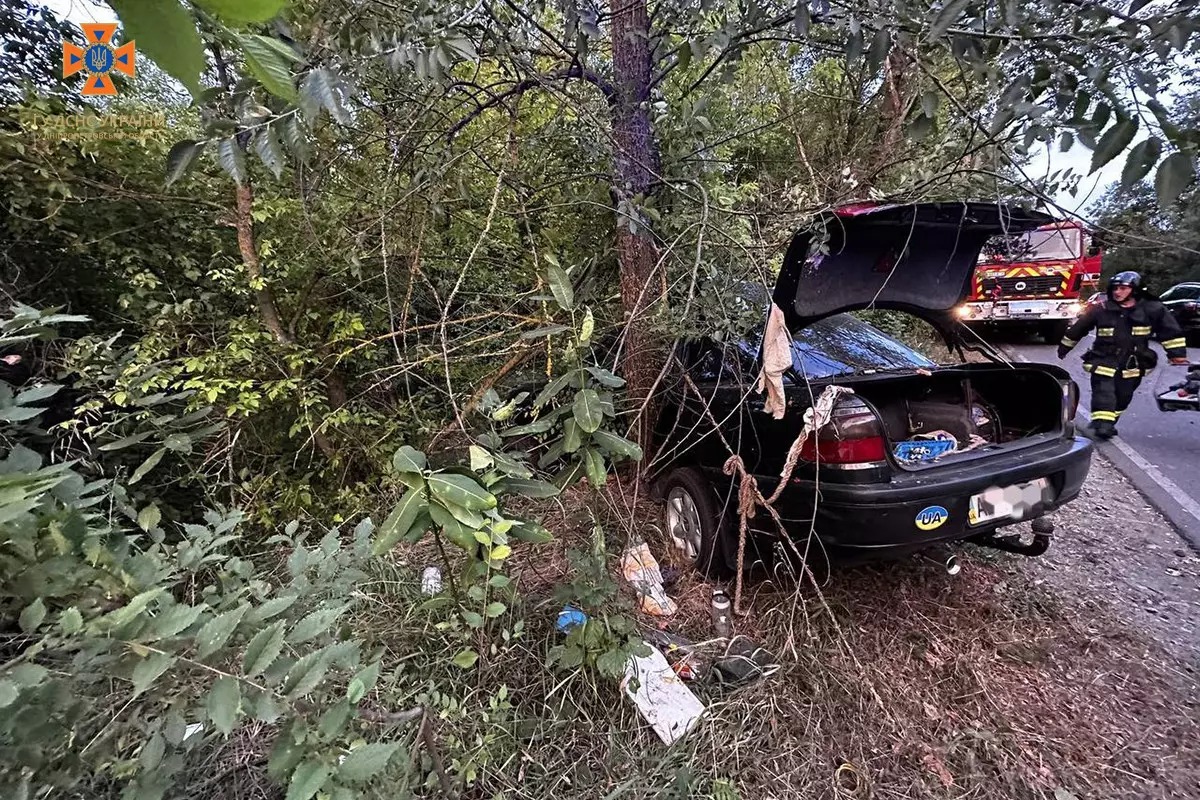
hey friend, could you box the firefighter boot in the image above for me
[1089,419,1116,440]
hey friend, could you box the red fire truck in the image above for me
[956,220,1102,341]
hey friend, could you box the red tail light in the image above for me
[798,397,888,467]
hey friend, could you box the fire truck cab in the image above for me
[956,220,1102,342]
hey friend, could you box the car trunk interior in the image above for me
[853,368,1064,468]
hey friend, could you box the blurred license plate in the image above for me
[968,478,1051,526]
[1010,301,1050,316]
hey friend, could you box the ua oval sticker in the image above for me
[915,505,949,531]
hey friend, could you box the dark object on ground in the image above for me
[710,635,780,685]
[652,202,1094,578]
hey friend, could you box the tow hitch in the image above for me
[971,516,1053,557]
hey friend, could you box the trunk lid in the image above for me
[772,202,1054,336]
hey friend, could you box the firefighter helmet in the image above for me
[1108,271,1141,298]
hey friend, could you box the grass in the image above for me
[192,485,1200,800]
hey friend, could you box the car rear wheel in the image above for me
[659,467,734,578]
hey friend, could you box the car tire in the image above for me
[658,467,735,579]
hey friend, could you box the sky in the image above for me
[45,0,1138,220]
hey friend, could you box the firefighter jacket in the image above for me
[1058,298,1187,378]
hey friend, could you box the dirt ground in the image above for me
[1007,453,1200,665]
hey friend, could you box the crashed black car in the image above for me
[651,202,1094,576]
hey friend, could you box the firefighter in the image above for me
[1058,271,1188,439]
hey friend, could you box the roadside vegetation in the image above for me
[2,0,1199,797]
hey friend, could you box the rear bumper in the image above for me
[771,436,1094,560]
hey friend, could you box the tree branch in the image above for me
[446,65,616,141]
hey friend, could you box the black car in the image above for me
[1159,282,1200,342]
[651,202,1094,576]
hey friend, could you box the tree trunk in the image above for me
[233,182,339,460]
[234,184,293,346]
[608,0,663,455]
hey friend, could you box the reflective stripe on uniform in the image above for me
[1060,337,1076,347]
[1091,410,1117,421]
[1082,363,1093,372]
[1122,368,1141,378]
[1132,326,1152,336]
[1094,365,1117,376]
[1097,327,1115,336]
[1115,409,1125,418]
[1163,337,1187,350]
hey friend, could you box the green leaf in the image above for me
[239,34,298,102]
[484,601,506,618]
[582,447,606,487]
[17,383,63,403]
[18,598,46,633]
[372,490,428,555]
[247,594,297,624]
[109,0,205,95]
[300,68,351,124]
[286,759,331,800]
[546,263,574,310]
[59,607,83,634]
[585,366,625,387]
[510,520,553,543]
[131,652,175,697]
[130,447,166,484]
[928,0,970,38]
[140,732,166,771]
[0,680,17,708]
[98,431,153,451]
[346,661,380,704]
[534,372,573,408]
[428,473,496,511]
[217,138,247,185]
[1121,137,1162,188]
[195,0,287,23]
[137,504,162,532]
[520,324,571,339]
[1155,152,1195,207]
[468,445,493,472]
[562,417,582,453]
[338,743,400,782]
[429,502,477,551]
[452,649,479,669]
[165,140,203,186]
[498,477,560,498]
[318,700,353,739]
[1090,115,1138,174]
[572,389,603,433]
[243,621,286,676]
[501,416,555,437]
[580,308,595,343]
[207,677,241,736]
[391,445,427,473]
[152,603,204,638]
[461,610,485,628]
[591,429,643,461]
[288,603,349,644]
[196,604,250,657]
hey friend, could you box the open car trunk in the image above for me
[852,366,1065,468]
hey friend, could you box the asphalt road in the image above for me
[1002,334,1200,549]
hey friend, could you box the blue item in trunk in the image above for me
[894,438,956,463]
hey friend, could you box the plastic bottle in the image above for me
[711,588,732,638]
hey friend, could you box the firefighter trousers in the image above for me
[1090,371,1142,425]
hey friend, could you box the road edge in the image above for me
[1005,348,1200,554]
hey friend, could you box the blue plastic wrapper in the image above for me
[894,438,955,463]
[556,605,587,633]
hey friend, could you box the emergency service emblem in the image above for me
[62,23,135,97]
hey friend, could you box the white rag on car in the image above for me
[756,302,793,420]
